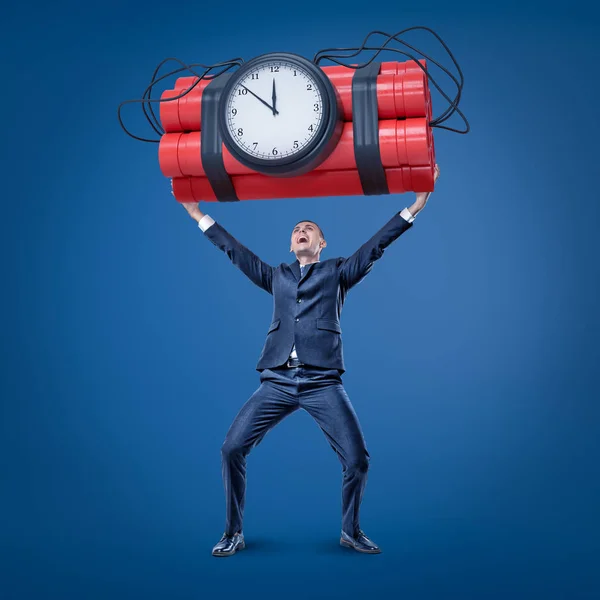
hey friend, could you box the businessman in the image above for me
[179,165,440,557]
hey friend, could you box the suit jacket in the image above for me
[202,211,413,373]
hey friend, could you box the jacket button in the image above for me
[297,298,302,303]
[295,318,299,322]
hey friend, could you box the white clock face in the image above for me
[225,60,324,161]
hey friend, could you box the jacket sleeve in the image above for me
[337,212,413,290]
[202,221,274,294]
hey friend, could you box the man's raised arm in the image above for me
[180,198,274,295]
[338,164,440,290]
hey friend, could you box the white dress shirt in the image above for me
[197,207,416,360]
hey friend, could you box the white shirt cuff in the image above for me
[198,214,215,232]
[400,207,415,223]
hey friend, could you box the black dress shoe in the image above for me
[340,529,381,554]
[212,532,245,557]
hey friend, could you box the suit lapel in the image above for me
[289,260,301,282]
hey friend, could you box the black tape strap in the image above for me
[352,62,389,196]
[201,74,239,202]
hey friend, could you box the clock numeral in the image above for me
[238,88,248,95]
[251,73,259,80]
[252,142,258,150]
[306,84,313,90]
[270,66,280,73]
[231,108,237,116]
[293,141,299,149]
[237,128,243,136]
[308,125,314,132]
[293,70,297,76]
[314,103,319,112]
[272,147,278,155]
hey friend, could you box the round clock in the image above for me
[219,52,342,177]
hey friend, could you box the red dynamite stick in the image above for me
[334,72,430,122]
[162,60,431,133]
[171,165,434,202]
[313,60,431,122]
[160,79,212,134]
[159,119,433,178]
[321,60,433,122]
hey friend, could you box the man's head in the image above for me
[290,220,327,261]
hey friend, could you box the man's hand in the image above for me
[181,202,205,222]
[171,179,205,222]
[408,164,440,217]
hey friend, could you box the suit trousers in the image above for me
[220,364,370,537]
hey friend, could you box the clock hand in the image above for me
[272,78,277,116]
[240,84,279,115]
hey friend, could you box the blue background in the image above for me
[2,1,599,598]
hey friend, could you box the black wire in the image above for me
[313,26,464,123]
[317,44,467,134]
[314,27,463,126]
[315,29,465,131]
[118,57,243,143]
[313,27,469,134]
[120,28,468,144]
[140,58,243,137]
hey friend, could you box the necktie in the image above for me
[290,264,305,361]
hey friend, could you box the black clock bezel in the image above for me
[218,52,342,177]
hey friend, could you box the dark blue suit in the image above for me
[202,211,413,536]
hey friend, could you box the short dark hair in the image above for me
[293,220,325,240]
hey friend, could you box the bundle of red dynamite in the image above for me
[159,60,436,202]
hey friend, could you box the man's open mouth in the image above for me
[297,236,308,243]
